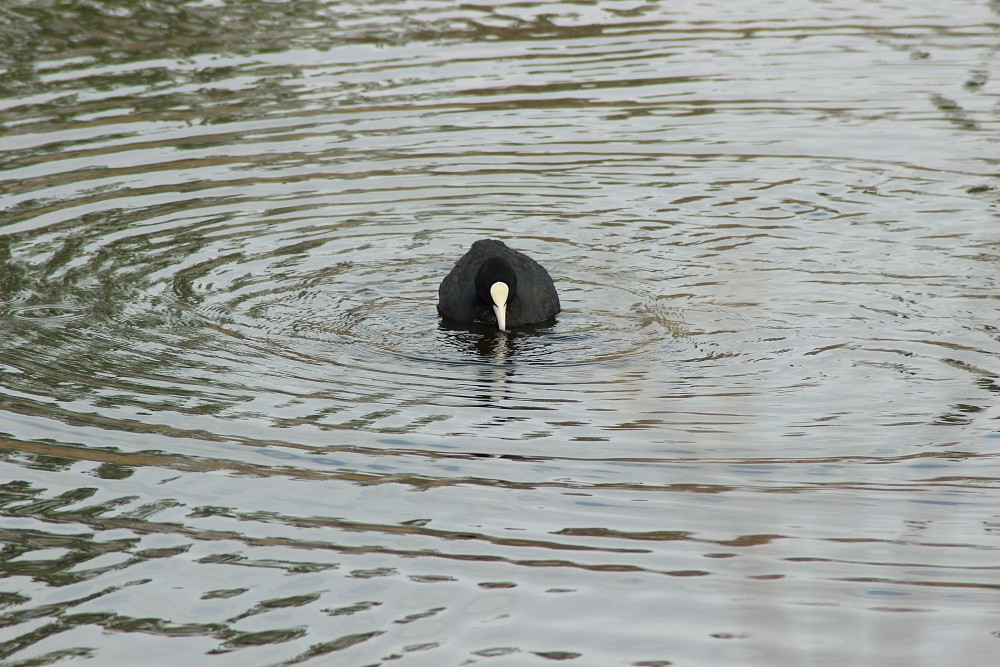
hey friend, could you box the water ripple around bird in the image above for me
[1,1,999,665]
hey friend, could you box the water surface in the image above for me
[1,1,999,665]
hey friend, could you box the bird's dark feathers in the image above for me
[437,239,560,328]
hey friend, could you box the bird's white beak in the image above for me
[490,282,509,331]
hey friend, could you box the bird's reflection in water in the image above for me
[438,320,554,410]
[475,330,514,407]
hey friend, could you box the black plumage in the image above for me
[438,239,560,330]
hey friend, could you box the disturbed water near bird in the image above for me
[1,1,999,665]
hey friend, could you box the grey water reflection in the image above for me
[2,0,1000,665]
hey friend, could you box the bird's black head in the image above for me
[475,257,518,330]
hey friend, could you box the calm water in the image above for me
[2,1,999,665]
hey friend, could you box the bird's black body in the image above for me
[438,239,560,329]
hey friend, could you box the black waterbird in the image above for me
[437,239,560,331]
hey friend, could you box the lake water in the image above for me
[1,1,999,665]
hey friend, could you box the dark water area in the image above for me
[1,1,999,665]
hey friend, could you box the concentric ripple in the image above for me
[2,1,1000,666]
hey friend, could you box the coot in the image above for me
[438,239,560,331]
